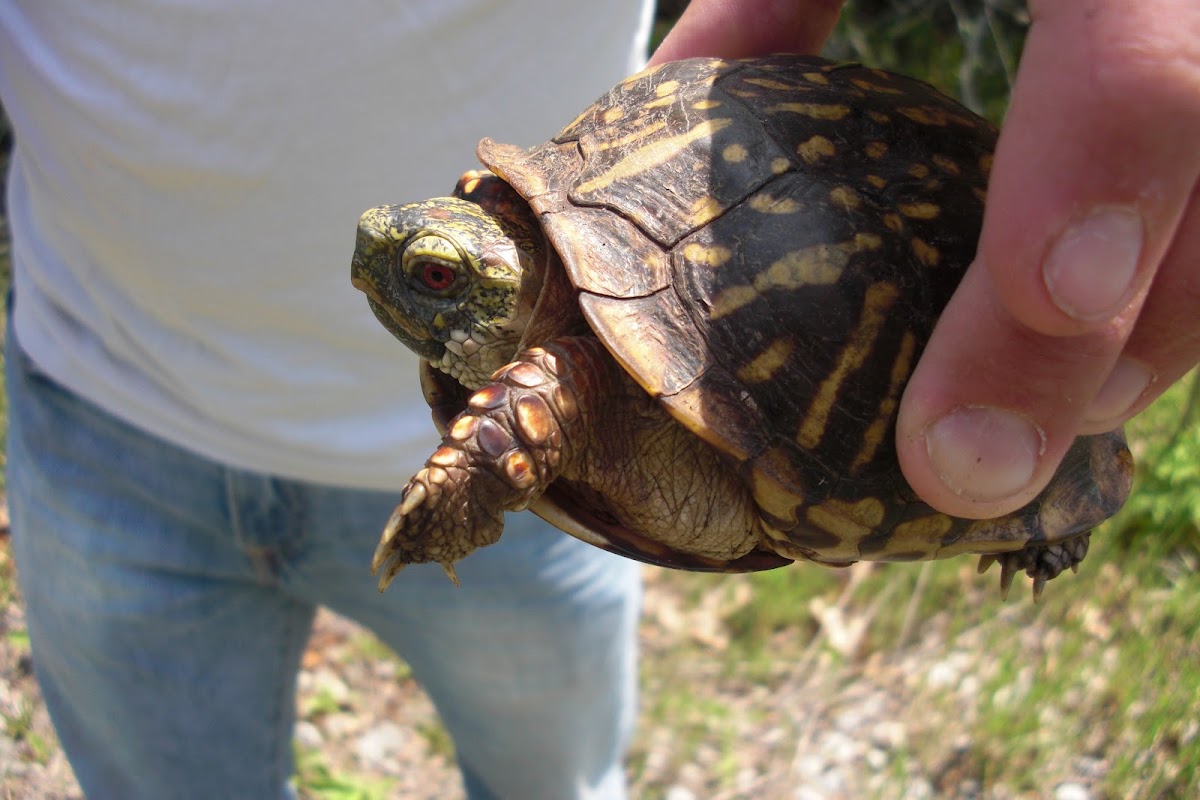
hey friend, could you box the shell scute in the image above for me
[451,55,1132,578]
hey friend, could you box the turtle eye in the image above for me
[403,256,464,297]
[402,234,468,297]
[417,260,458,292]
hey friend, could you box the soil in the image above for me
[1,515,1109,799]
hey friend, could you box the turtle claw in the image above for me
[1031,575,1048,604]
[976,554,998,575]
[998,557,1017,601]
[983,533,1091,602]
[375,560,406,593]
[370,463,508,592]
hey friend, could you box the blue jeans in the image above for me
[4,330,642,800]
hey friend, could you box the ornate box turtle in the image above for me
[351,55,1133,598]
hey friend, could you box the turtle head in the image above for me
[351,190,545,389]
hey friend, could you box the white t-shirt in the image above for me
[0,0,654,489]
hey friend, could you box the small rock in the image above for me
[1055,782,1091,800]
[355,721,410,769]
[665,785,697,800]
[870,720,908,751]
[294,720,324,750]
[311,668,352,707]
[865,747,888,771]
[793,788,827,800]
[818,730,859,765]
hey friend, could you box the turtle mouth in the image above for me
[361,295,447,362]
[435,327,510,390]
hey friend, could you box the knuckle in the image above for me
[1088,18,1200,120]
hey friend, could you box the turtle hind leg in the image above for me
[978,533,1091,602]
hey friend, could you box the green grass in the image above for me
[634,371,1200,797]
[292,744,396,800]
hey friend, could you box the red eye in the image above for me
[419,262,457,292]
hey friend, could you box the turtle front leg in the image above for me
[372,339,598,590]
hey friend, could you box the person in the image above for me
[0,1,654,798]
[653,0,1200,518]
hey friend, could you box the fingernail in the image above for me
[1085,358,1153,425]
[1043,207,1144,321]
[926,406,1044,504]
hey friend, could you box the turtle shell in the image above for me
[476,54,1132,569]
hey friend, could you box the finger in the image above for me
[896,0,1200,518]
[981,0,1200,340]
[649,0,843,66]
[1080,184,1200,433]
[897,261,1131,520]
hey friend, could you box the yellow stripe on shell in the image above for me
[764,102,851,121]
[803,497,887,556]
[574,118,734,195]
[848,329,917,474]
[797,281,900,450]
[736,337,795,383]
[709,232,882,320]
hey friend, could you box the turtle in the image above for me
[350,54,1133,598]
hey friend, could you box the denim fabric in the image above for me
[4,331,642,800]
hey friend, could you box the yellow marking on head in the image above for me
[866,175,888,190]
[803,72,830,85]
[771,157,791,174]
[681,242,733,268]
[748,193,802,214]
[797,281,901,449]
[899,202,940,220]
[908,163,931,179]
[743,77,795,91]
[737,337,795,383]
[692,99,722,110]
[848,330,917,473]
[709,285,760,319]
[912,237,940,267]
[864,141,889,159]
[829,186,861,211]
[797,134,836,164]
[460,177,481,195]
[931,154,961,175]
[805,497,886,542]
[602,106,625,124]
[972,187,988,204]
[723,143,749,163]
[575,118,733,195]
[979,153,994,174]
[766,102,851,121]
[883,213,904,233]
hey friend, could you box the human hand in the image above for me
[653,0,1200,519]
[648,0,841,66]
[896,0,1200,519]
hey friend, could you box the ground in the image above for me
[4,523,1176,799]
